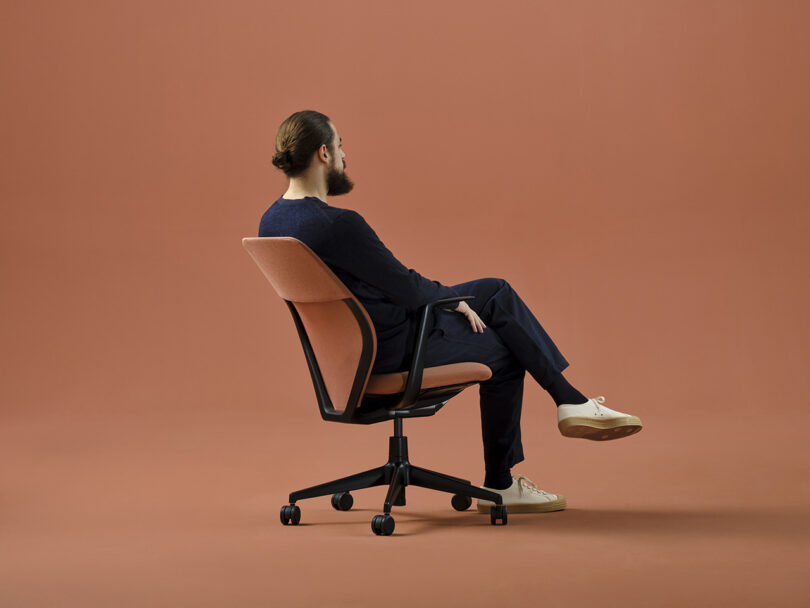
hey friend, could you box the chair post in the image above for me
[388,421,408,464]
[386,418,409,507]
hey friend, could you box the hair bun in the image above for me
[273,148,293,169]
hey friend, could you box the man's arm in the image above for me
[328,209,459,311]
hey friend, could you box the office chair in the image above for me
[242,237,507,536]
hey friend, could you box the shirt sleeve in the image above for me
[328,209,459,311]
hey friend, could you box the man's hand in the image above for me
[452,300,486,333]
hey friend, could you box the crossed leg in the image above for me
[422,277,572,477]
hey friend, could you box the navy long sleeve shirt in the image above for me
[258,195,459,372]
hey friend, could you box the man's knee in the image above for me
[480,277,509,292]
[465,277,510,313]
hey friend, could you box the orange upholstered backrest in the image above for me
[242,237,377,414]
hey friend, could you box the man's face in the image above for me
[325,123,354,196]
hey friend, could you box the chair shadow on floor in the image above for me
[291,505,810,538]
[402,506,810,538]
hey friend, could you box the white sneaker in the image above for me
[476,475,566,513]
[557,395,642,440]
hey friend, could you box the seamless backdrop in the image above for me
[1,1,809,606]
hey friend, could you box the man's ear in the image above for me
[317,143,330,164]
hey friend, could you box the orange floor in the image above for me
[3,398,808,607]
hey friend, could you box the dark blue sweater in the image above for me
[258,196,459,372]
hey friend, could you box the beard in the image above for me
[326,163,354,196]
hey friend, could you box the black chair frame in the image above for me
[280,295,507,534]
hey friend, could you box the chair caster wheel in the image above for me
[451,493,473,511]
[371,514,395,536]
[331,492,354,511]
[280,504,301,525]
[490,505,507,525]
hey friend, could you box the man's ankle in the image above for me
[483,470,512,490]
[546,372,588,406]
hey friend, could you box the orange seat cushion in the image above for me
[365,362,492,395]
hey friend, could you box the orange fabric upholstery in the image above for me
[294,300,367,412]
[366,362,492,394]
[243,236,353,303]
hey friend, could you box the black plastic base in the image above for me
[288,419,504,513]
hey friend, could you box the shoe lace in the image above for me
[513,475,551,497]
[592,395,606,414]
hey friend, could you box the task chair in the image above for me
[242,237,507,536]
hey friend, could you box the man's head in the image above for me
[271,110,354,196]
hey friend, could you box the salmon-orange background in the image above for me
[1,1,808,606]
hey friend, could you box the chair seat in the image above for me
[365,362,492,395]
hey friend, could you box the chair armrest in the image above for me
[398,295,476,408]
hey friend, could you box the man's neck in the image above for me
[283,191,326,203]
[284,177,327,202]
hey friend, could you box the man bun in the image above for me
[271,148,294,172]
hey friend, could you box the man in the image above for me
[258,110,642,514]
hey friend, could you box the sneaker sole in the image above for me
[477,494,567,513]
[558,416,642,440]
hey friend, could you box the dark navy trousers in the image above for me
[391,277,571,473]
